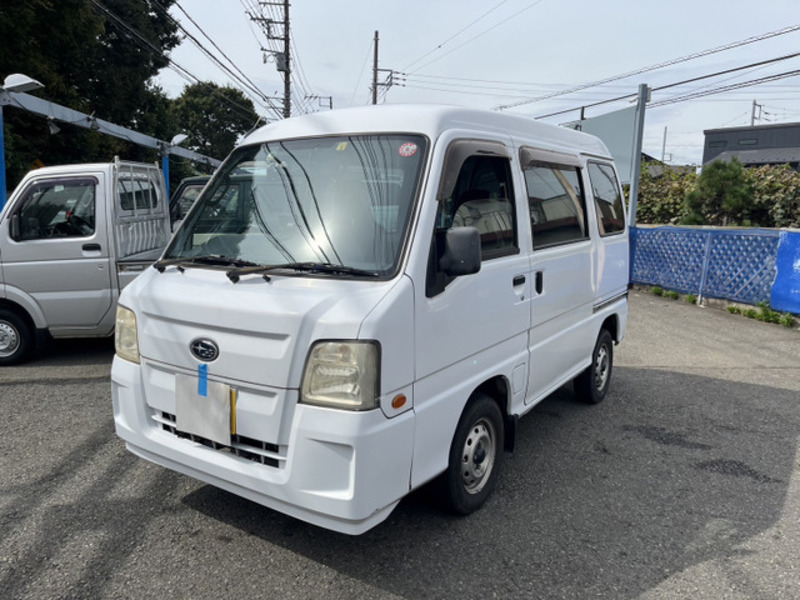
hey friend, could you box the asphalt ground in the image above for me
[1,289,798,599]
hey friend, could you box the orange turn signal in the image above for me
[391,394,407,410]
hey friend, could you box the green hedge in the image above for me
[635,160,800,228]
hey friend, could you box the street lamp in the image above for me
[1,73,44,209]
[2,74,44,93]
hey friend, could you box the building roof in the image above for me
[704,121,800,136]
[708,147,800,166]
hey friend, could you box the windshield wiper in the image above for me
[154,255,258,273]
[226,262,380,283]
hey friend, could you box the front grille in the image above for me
[156,411,286,468]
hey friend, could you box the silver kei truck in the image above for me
[0,158,170,365]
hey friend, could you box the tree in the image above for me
[170,82,260,160]
[0,0,180,187]
[636,162,695,225]
[683,158,754,226]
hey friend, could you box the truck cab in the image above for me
[0,158,169,364]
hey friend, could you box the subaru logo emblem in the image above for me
[190,338,219,362]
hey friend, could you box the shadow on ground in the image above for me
[180,366,799,599]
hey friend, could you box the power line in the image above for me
[497,22,800,111]
[408,0,547,75]
[533,50,800,119]
[350,39,374,105]
[401,0,511,72]
[170,0,283,118]
[88,0,263,122]
[649,69,800,108]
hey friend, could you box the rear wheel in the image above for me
[574,329,613,404]
[442,393,504,515]
[0,309,33,366]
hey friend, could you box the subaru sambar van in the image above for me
[111,104,629,534]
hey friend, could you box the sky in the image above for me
[155,0,800,166]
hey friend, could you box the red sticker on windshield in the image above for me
[398,142,418,157]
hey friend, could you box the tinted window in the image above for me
[587,163,625,236]
[14,178,96,240]
[440,154,517,259]
[523,164,587,249]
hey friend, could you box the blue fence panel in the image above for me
[771,231,800,314]
[631,226,781,305]
[630,227,707,294]
[702,230,780,305]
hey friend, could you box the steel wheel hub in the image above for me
[0,321,20,358]
[461,418,496,494]
[594,345,609,391]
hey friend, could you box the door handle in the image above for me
[535,271,544,294]
[513,275,526,287]
[82,243,101,252]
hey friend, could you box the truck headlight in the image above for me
[301,341,380,410]
[115,305,140,364]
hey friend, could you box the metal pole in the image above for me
[162,154,170,200]
[661,126,667,162]
[283,0,291,118]
[627,83,649,228]
[372,31,379,105]
[0,105,6,210]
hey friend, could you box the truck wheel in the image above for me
[443,393,504,515]
[574,329,613,404]
[0,309,33,366]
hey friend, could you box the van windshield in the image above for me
[165,134,427,277]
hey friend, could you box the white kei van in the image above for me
[112,105,629,534]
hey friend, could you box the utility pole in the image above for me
[372,31,379,105]
[282,0,290,118]
[371,31,396,104]
[251,1,291,118]
[661,126,667,162]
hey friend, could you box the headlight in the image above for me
[115,305,140,364]
[301,341,380,410]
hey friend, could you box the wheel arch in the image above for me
[0,299,37,333]
[1,285,47,329]
[601,313,620,343]
[472,375,517,453]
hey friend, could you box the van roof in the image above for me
[243,104,611,158]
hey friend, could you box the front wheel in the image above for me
[0,309,33,366]
[574,329,614,404]
[442,393,504,515]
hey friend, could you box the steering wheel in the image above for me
[67,213,93,235]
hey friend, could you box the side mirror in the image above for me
[9,214,20,240]
[439,227,481,276]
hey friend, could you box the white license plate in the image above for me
[175,373,231,446]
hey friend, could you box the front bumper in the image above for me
[111,356,415,535]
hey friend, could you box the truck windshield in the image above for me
[165,134,427,277]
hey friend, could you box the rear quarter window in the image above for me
[587,162,625,236]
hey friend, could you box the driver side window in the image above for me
[14,178,97,241]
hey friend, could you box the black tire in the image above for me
[442,393,504,515]
[574,328,614,404]
[0,309,34,366]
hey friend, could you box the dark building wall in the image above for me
[703,122,800,164]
